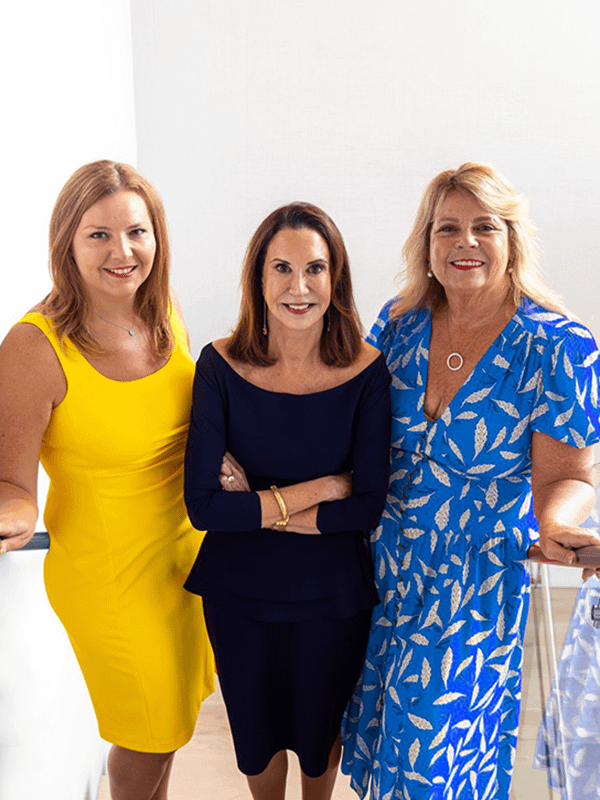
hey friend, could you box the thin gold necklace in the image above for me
[445,301,507,372]
[93,310,135,337]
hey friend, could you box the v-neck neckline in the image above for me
[422,307,520,424]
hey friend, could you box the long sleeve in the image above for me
[184,345,262,531]
[317,356,391,533]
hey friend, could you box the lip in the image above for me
[104,266,137,277]
[283,303,314,315]
[450,259,484,271]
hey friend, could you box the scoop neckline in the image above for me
[208,342,383,397]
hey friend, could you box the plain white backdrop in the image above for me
[2,0,600,583]
[130,0,600,359]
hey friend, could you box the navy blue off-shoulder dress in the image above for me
[184,343,391,777]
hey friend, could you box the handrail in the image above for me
[12,531,50,551]
[527,543,600,567]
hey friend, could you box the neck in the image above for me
[267,322,323,369]
[87,295,137,326]
[444,287,513,328]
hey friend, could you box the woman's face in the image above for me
[71,190,156,304]
[262,227,332,334]
[429,190,511,300]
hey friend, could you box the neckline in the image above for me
[422,306,520,423]
[208,342,382,397]
[31,309,178,385]
[78,350,173,383]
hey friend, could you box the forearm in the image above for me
[534,478,596,528]
[257,476,340,530]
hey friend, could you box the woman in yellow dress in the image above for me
[0,160,214,800]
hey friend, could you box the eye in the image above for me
[90,231,108,239]
[274,262,291,273]
[477,224,496,232]
[435,225,456,234]
[130,228,148,236]
[307,263,326,274]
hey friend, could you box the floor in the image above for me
[97,581,577,800]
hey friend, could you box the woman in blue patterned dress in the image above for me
[341,163,600,800]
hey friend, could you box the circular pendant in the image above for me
[447,352,464,371]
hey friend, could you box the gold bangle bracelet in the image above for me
[270,485,289,531]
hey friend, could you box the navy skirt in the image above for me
[203,601,371,777]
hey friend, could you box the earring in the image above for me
[326,309,332,332]
[427,269,433,278]
[262,299,268,336]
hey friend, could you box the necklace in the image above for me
[445,301,507,372]
[93,310,135,337]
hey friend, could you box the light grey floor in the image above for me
[98,585,578,799]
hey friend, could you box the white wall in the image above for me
[1,0,137,340]
[130,0,600,587]
[130,0,600,359]
[1,0,138,509]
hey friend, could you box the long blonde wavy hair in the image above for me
[40,160,173,356]
[391,162,569,319]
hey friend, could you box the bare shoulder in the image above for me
[345,341,382,378]
[359,340,382,367]
[0,322,67,407]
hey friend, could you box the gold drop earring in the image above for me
[262,298,268,336]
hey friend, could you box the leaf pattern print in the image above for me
[342,298,600,800]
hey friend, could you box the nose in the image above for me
[112,234,133,260]
[456,228,478,248]
[290,270,309,295]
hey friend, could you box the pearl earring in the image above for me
[427,270,433,278]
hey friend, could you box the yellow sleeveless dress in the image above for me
[19,309,214,753]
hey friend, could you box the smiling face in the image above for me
[71,190,156,304]
[262,227,332,334]
[429,190,511,300]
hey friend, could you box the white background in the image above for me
[3,0,600,584]
[130,0,600,358]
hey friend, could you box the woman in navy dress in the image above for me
[341,163,600,800]
[184,202,391,800]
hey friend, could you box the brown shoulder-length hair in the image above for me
[39,159,173,356]
[227,202,363,367]
[392,162,569,319]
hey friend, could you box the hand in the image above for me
[0,517,34,554]
[219,451,250,492]
[582,568,600,581]
[327,472,353,501]
[538,520,600,566]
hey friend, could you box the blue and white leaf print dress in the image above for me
[342,297,600,800]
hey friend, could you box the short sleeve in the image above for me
[366,298,398,355]
[530,323,600,448]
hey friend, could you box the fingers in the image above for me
[0,531,32,553]
[218,472,238,491]
[539,525,600,566]
[582,568,599,581]
[539,539,578,566]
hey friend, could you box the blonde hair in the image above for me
[40,160,173,356]
[391,162,569,318]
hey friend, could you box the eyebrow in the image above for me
[81,222,147,230]
[435,215,498,223]
[268,258,329,265]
